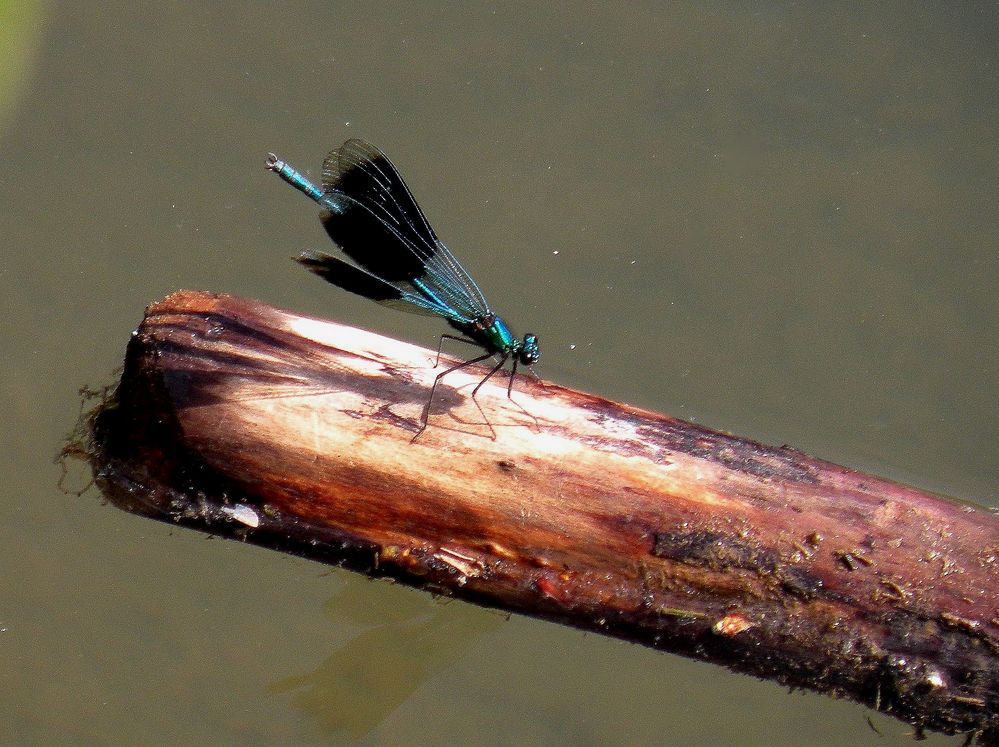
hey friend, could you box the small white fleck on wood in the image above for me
[221,504,260,528]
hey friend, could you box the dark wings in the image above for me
[303,139,492,325]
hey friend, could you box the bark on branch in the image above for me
[87,291,999,743]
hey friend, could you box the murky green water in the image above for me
[2,3,995,744]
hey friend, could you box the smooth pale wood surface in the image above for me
[91,291,999,743]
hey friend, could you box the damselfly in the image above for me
[265,139,540,439]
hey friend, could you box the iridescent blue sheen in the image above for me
[266,140,540,439]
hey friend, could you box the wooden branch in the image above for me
[88,290,999,743]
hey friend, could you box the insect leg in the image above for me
[434,334,481,367]
[468,354,510,440]
[504,358,540,433]
[413,351,494,441]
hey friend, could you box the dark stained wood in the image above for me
[89,290,999,743]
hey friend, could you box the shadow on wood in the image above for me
[84,290,998,743]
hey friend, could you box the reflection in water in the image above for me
[269,579,501,743]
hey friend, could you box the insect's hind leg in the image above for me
[413,351,494,442]
[433,334,483,367]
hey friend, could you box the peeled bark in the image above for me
[87,291,999,743]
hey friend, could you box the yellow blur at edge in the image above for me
[0,0,49,137]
